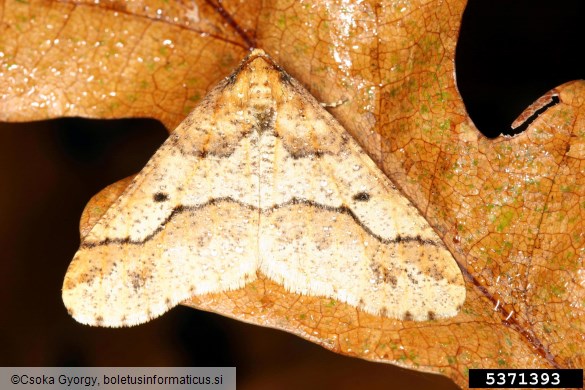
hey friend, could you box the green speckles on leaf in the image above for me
[462,305,478,316]
[325,299,336,307]
[504,336,513,347]
[447,355,456,365]
[310,65,329,76]
[188,92,200,102]
[397,351,418,364]
[439,118,451,131]
[139,80,149,89]
[497,358,507,366]
[550,284,566,298]
[293,42,310,56]
[494,240,512,255]
[299,313,307,320]
[126,94,137,103]
[419,33,440,53]
[220,53,235,68]
[495,143,513,156]
[277,14,286,29]
[439,90,452,102]
[386,87,400,98]
[92,206,105,215]
[146,61,156,72]
[185,77,198,87]
[108,101,120,111]
[17,13,31,25]
[496,209,515,232]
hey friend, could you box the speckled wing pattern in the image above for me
[62,49,465,327]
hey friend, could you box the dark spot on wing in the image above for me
[427,311,436,320]
[403,311,413,321]
[353,192,371,202]
[153,192,169,202]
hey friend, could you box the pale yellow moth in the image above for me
[62,49,465,327]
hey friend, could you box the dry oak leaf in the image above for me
[1,0,584,388]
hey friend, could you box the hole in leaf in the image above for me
[455,0,584,138]
[54,117,167,174]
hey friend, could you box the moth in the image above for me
[62,49,465,327]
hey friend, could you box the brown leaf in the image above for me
[2,0,583,388]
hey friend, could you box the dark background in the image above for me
[1,1,583,388]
